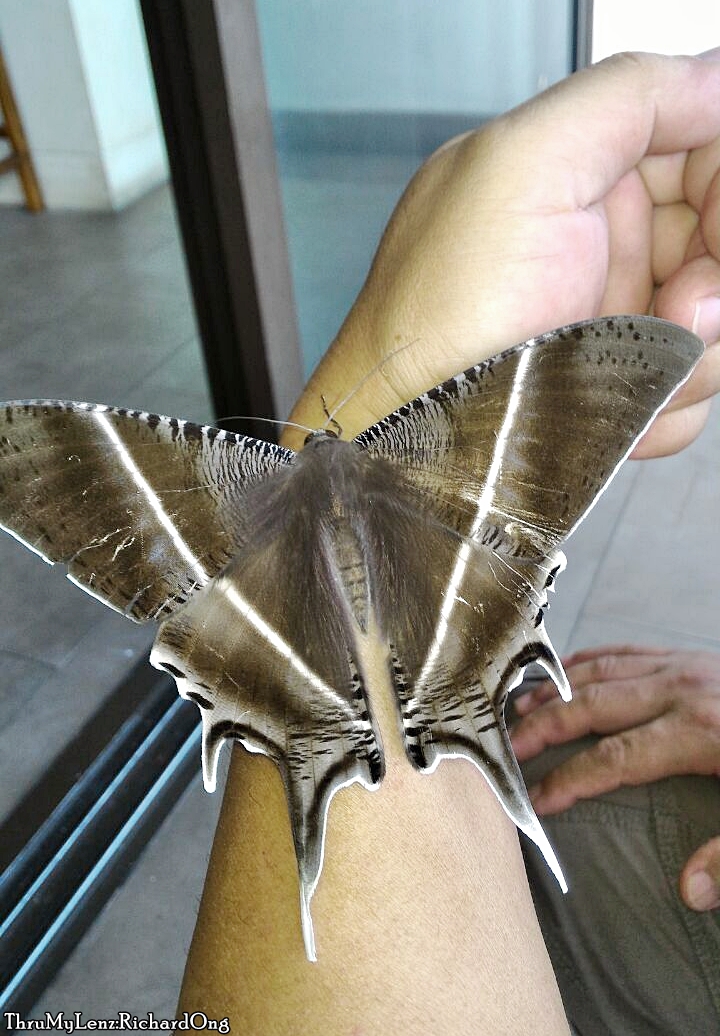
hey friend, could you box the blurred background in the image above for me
[0,0,718,1023]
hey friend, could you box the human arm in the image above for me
[179,51,720,1031]
[285,50,720,455]
[511,645,720,911]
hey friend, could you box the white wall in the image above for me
[0,0,167,210]
[593,0,720,60]
[256,0,572,116]
[69,0,168,208]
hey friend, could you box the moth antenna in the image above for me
[323,338,422,428]
[320,394,343,437]
[216,414,316,437]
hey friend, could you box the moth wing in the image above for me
[356,316,703,549]
[0,402,294,621]
[353,316,703,880]
[151,458,383,960]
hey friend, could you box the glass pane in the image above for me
[256,0,574,376]
[0,14,212,836]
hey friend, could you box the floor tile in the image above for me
[566,613,720,656]
[574,403,720,649]
[125,337,213,426]
[0,545,104,667]
[0,611,154,820]
[30,766,226,1022]
[2,288,198,403]
[0,185,206,828]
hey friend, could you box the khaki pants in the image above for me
[522,739,720,1035]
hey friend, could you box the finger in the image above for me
[511,675,671,761]
[561,644,670,667]
[680,836,720,911]
[514,53,720,210]
[512,647,672,717]
[623,138,719,318]
[631,395,713,458]
[655,254,720,390]
[527,715,702,814]
[632,243,720,458]
[651,201,699,284]
[600,169,654,314]
[649,250,720,361]
[561,650,677,691]
[688,140,720,258]
[638,151,689,206]
[512,682,559,716]
[638,134,720,215]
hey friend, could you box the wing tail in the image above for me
[361,466,570,884]
[150,496,383,960]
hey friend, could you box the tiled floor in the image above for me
[0,189,212,825]
[2,166,719,1024]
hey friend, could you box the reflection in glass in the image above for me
[256,0,573,374]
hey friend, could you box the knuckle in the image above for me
[588,654,618,683]
[581,681,606,713]
[523,703,570,745]
[593,732,633,774]
[675,668,708,694]
[673,675,720,730]
[597,50,655,79]
[523,707,556,739]
[692,697,720,727]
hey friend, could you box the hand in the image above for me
[288,51,720,458]
[681,836,720,912]
[511,644,720,911]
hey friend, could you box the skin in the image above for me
[511,645,720,911]
[283,50,720,456]
[179,51,720,1031]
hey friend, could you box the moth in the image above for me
[0,316,703,960]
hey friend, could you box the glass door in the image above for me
[256,0,576,374]
[0,0,583,1016]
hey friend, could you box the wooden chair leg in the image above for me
[0,45,44,212]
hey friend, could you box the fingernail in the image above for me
[685,870,720,911]
[692,296,720,345]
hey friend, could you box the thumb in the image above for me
[680,836,720,911]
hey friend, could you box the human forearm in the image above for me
[178,48,720,1032]
[179,659,570,1034]
[285,52,720,458]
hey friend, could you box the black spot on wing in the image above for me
[182,421,203,442]
[185,690,215,710]
[158,661,186,679]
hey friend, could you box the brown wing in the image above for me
[356,317,703,550]
[354,316,703,884]
[0,402,294,620]
[151,442,384,961]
